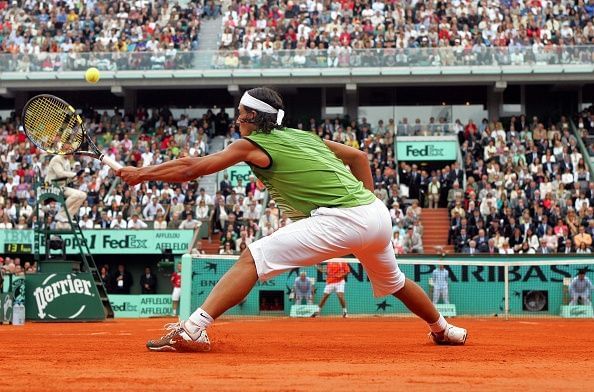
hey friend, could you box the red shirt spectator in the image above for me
[339,31,351,45]
[464,120,478,139]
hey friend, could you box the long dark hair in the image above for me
[243,87,284,134]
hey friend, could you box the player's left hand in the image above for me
[117,167,142,186]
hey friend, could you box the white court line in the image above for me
[43,331,133,336]
[518,321,540,325]
[36,333,113,336]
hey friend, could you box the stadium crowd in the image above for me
[216,0,594,68]
[0,0,208,71]
[0,255,36,276]
[0,105,289,256]
[448,112,594,254]
[1,0,593,71]
[1,101,594,256]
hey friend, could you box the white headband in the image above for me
[240,92,285,126]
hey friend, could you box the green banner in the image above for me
[25,272,105,321]
[219,164,253,187]
[0,229,193,255]
[187,257,593,317]
[109,295,172,318]
[396,140,458,161]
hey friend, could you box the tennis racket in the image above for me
[21,94,122,171]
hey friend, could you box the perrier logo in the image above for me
[33,274,94,319]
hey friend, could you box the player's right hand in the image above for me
[117,167,142,186]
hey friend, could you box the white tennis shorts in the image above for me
[171,287,181,301]
[248,198,405,297]
[324,281,345,294]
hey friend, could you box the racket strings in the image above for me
[23,96,84,154]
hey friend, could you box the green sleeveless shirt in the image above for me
[244,128,376,220]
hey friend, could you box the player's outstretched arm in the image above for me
[117,139,268,185]
[324,140,374,192]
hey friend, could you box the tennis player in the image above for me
[118,87,467,351]
[313,262,350,318]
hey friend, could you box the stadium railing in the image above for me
[1,46,593,74]
[571,118,594,175]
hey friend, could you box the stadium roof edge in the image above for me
[1,68,594,90]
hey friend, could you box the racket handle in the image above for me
[101,155,123,171]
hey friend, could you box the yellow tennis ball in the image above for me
[85,67,100,84]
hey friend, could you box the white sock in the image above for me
[342,308,347,313]
[428,314,448,333]
[187,308,214,333]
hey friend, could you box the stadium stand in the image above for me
[213,0,594,68]
[1,0,593,71]
[0,1,593,260]
[3,97,593,257]
[454,115,594,254]
[0,0,204,71]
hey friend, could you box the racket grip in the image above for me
[101,155,123,171]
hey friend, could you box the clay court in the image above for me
[2,317,594,391]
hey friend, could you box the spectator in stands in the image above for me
[499,240,514,254]
[79,214,94,229]
[179,214,201,230]
[210,198,228,234]
[0,215,13,229]
[196,188,213,206]
[110,213,127,229]
[233,179,245,196]
[393,231,405,254]
[166,212,182,229]
[219,173,232,198]
[111,264,133,295]
[574,225,593,250]
[403,227,423,254]
[191,242,206,257]
[143,197,165,221]
[258,208,279,232]
[576,243,592,254]
[483,238,499,255]
[128,214,148,230]
[219,242,235,255]
[140,267,157,295]
[154,213,168,230]
[427,176,440,208]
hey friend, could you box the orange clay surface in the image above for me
[2,317,594,391]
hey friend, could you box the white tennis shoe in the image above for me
[146,321,211,352]
[429,324,467,345]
